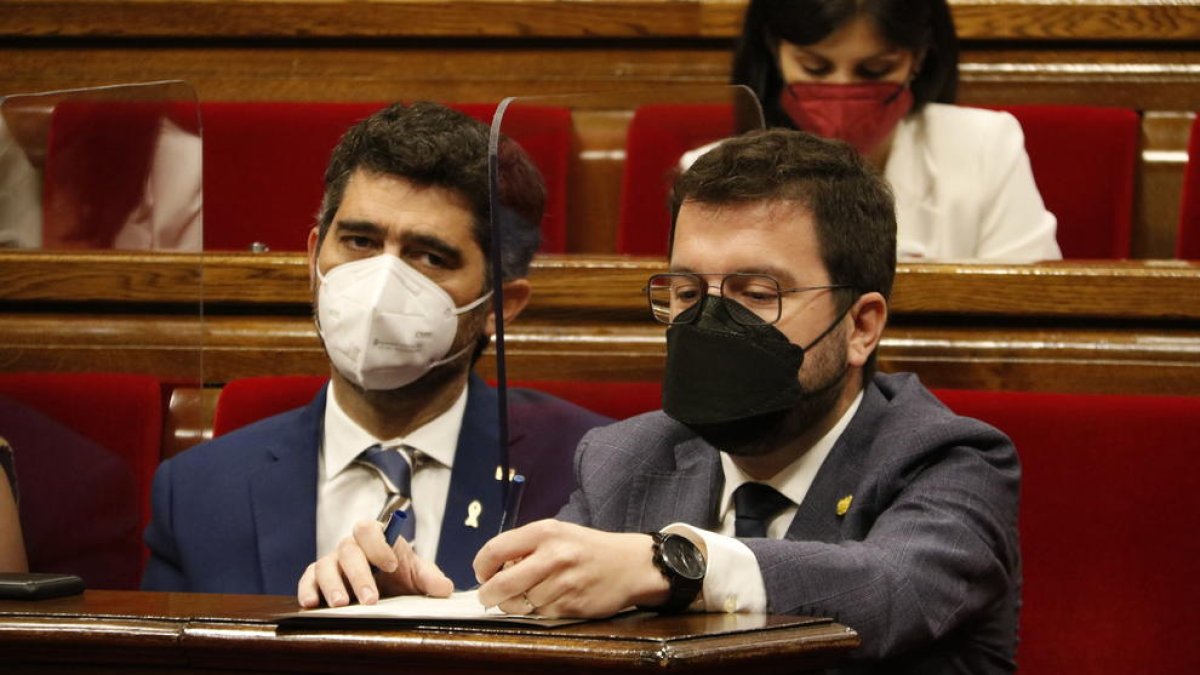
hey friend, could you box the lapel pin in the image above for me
[465,499,482,528]
[836,495,853,517]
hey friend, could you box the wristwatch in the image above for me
[640,532,706,613]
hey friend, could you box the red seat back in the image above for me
[618,104,1140,259]
[617,104,742,256]
[212,376,663,437]
[933,388,1200,674]
[43,99,199,249]
[199,101,571,253]
[212,375,328,437]
[0,372,163,588]
[993,105,1140,259]
[1177,113,1200,259]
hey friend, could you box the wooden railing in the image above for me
[3,250,1199,396]
[2,1,1198,257]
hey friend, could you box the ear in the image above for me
[306,226,320,292]
[484,278,532,336]
[910,48,928,81]
[846,292,888,369]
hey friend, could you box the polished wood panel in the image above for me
[2,251,1199,397]
[0,591,859,674]
[4,1,1197,41]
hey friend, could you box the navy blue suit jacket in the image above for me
[142,375,610,594]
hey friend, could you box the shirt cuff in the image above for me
[663,522,767,614]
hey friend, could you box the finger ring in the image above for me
[521,592,536,614]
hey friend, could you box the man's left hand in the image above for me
[472,520,669,618]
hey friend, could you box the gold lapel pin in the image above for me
[836,495,853,517]
[465,500,482,528]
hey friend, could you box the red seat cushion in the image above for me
[199,101,571,253]
[0,372,163,588]
[934,388,1200,674]
[617,104,743,256]
[1177,113,1200,259]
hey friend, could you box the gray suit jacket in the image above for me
[558,372,1021,675]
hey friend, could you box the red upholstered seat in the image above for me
[199,101,572,253]
[616,104,742,256]
[212,375,327,437]
[42,99,200,249]
[0,372,163,588]
[212,376,662,437]
[616,104,1140,259]
[1177,113,1200,259]
[992,105,1139,259]
[933,388,1200,674]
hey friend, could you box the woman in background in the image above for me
[721,0,1060,262]
[1,437,28,572]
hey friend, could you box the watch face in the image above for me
[663,535,706,580]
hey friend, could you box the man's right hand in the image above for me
[296,519,453,608]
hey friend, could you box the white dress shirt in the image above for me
[316,383,468,561]
[667,390,864,613]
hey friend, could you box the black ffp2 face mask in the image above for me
[662,294,850,442]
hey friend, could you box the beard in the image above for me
[692,323,850,457]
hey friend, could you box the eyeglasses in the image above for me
[645,273,850,326]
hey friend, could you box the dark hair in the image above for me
[669,128,896,372]
[733,0,959,128]
[318,101,545,281]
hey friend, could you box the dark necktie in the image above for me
[355,443,416,542]
[733,482,792,538]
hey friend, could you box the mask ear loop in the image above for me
[489,99,515,533]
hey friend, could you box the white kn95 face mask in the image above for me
[316,254,492,390]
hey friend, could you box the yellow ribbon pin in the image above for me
[836,495,853,516]
[465,500,482,528]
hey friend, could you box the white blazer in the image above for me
[887,104,1060,262]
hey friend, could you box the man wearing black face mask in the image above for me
[474,129,1021,674]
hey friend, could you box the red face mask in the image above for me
[779,81,913,156]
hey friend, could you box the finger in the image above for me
[353,520,398,573]
[473,520,552,583]
[477,546,562,608]
[336,535,380,605]
[297,563,321,608]
[413,556,454,598]
[312,555,352,607]
[376,538,433,597]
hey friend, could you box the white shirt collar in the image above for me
[322,381,469,477]
[718,389,865,517]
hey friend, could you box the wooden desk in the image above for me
[0,590,859,674]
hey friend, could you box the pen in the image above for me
[499,473,526,533]
[383,508,408,546]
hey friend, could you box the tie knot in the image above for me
[356,443,413,497]
[733,482,792,538]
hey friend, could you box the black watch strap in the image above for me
[639,532,705,614]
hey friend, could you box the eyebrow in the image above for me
[401,231,465,269]
[334,219,387,238]
[669,265,799,285]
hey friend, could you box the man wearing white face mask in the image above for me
[142,102,611,597]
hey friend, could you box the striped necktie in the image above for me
[355,443,416,542]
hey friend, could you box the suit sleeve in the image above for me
[140,459,190,591]
[975,111,1062,261]
[745,435,1020,660]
